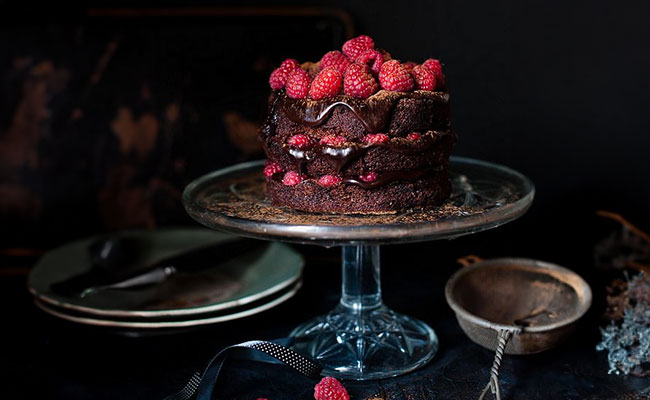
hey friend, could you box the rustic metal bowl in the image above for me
[445,257,592,355]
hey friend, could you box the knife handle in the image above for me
[80,266,177,297]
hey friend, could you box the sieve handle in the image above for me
[456,255,484,267]
[478,328,519,400]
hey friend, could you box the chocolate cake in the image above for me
[260,35,456,214]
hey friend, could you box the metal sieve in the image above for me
[445,257,592,399]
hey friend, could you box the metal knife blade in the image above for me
[51,238,264,297]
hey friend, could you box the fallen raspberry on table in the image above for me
[379,60,414,92]
[268,58,300,89]
[286,68,311,99]
[287,134,311,148]
[342,35,375,59]
[309,67,343,100]
[320,134,347,147]
[255,398,269,400]
[407,132,421,140]
[422,58,444,87]
[363,133,389,144]
[343,63,378,99]
[355,49,384,75]
[314,377,349,400]
[282,171,304,186]
[318,174,342,187]
[263,162,283,178]
[359,171,378,183]
[411,65,436,91]
[319,51,351,75]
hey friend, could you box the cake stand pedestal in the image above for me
[183,157,534,380]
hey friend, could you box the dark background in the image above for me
[1,1,650,399]
[1,0,649,251]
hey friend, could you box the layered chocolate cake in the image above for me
[260,35,456,214]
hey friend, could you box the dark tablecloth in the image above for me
[2,220,648,399]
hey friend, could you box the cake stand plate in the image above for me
[183,156,534,380]
[184,157,533,246]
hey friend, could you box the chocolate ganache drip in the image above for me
[278,90,449,133]
[277,131,449,187]
[286,132,445,174]
[343,167,441,189]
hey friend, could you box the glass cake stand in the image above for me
[183,156,534,380]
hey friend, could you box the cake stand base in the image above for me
[291,304,437,380]
[290,245,438,380]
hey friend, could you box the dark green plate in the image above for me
[33,279,302,329]
[29,228,303,319]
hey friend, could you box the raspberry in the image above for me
[402,61,417,71]
[407,132,421,140]
[268,58,300,90]
[342,35,375,59]
[320,134,347,147]
[318,174,342,187]
[269,68,286,90]
[362,133,389,144]
[286,69,311,99]
[309,67,343,100]
[422,58,444,87]
[314,377,349,400]
[343,63,378,99]
[263,162,283,178]
[359,172,379,183]
[411,65,436,91]
[287,134,311,148]
[378,60,414,92]
[355,49,384,75]
[359,171,378,183]
[282,171,304,186]
[319,51,351,75]
[280,58,300,72]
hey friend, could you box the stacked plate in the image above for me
[29,228,303,329]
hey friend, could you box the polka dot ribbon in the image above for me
[164,338,322,400]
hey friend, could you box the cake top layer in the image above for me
[263,89,450,141]
[268,35,447,101]
[275,89,449,133]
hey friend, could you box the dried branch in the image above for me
[597,210,650,245]
[625,260,650,274]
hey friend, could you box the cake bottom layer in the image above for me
[266,169,451,214]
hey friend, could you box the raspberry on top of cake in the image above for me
[260,35,456,214]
